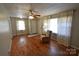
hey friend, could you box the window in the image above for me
[16,20,25,31]
[48,18,58,33]
[43,18,58,33]
[43,20,48,32]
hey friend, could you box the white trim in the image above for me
[28,34,39,37]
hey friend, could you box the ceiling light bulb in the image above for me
[29,16,34,19]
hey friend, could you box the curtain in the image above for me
[42,10,73,46]
[48,18,58,33]
[42,15,58,34]
[57,10,73,46]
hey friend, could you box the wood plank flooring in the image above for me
[10,35,78,56]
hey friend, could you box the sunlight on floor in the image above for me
[18,36,26,47]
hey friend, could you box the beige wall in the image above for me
[25,19,29,34]
[0,19,11,56]
[0,4,12,56]
[31,19,37,34]
[37,18,43,34]
[71,8,79,49]
[10,17,17,36]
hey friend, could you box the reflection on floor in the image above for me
[10,35,78,56]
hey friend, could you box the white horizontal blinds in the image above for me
[16,20,25,31]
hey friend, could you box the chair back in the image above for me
[47,30,52,39]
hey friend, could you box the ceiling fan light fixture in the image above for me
[29,15,34,19]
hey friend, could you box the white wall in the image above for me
[0,4,12,56]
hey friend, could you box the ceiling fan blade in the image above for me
[35,15,40,16]
[29,9,35,15]
[27,5,41,18]
[33,14,40,18]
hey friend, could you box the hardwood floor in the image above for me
[10,35,78,56]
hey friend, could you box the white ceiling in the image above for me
[1,3,79,18]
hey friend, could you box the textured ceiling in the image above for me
[1,3,79,18]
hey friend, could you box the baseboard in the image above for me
[71,45,79,50]
[28,34,39,37]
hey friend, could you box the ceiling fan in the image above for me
[27,4,41,19]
